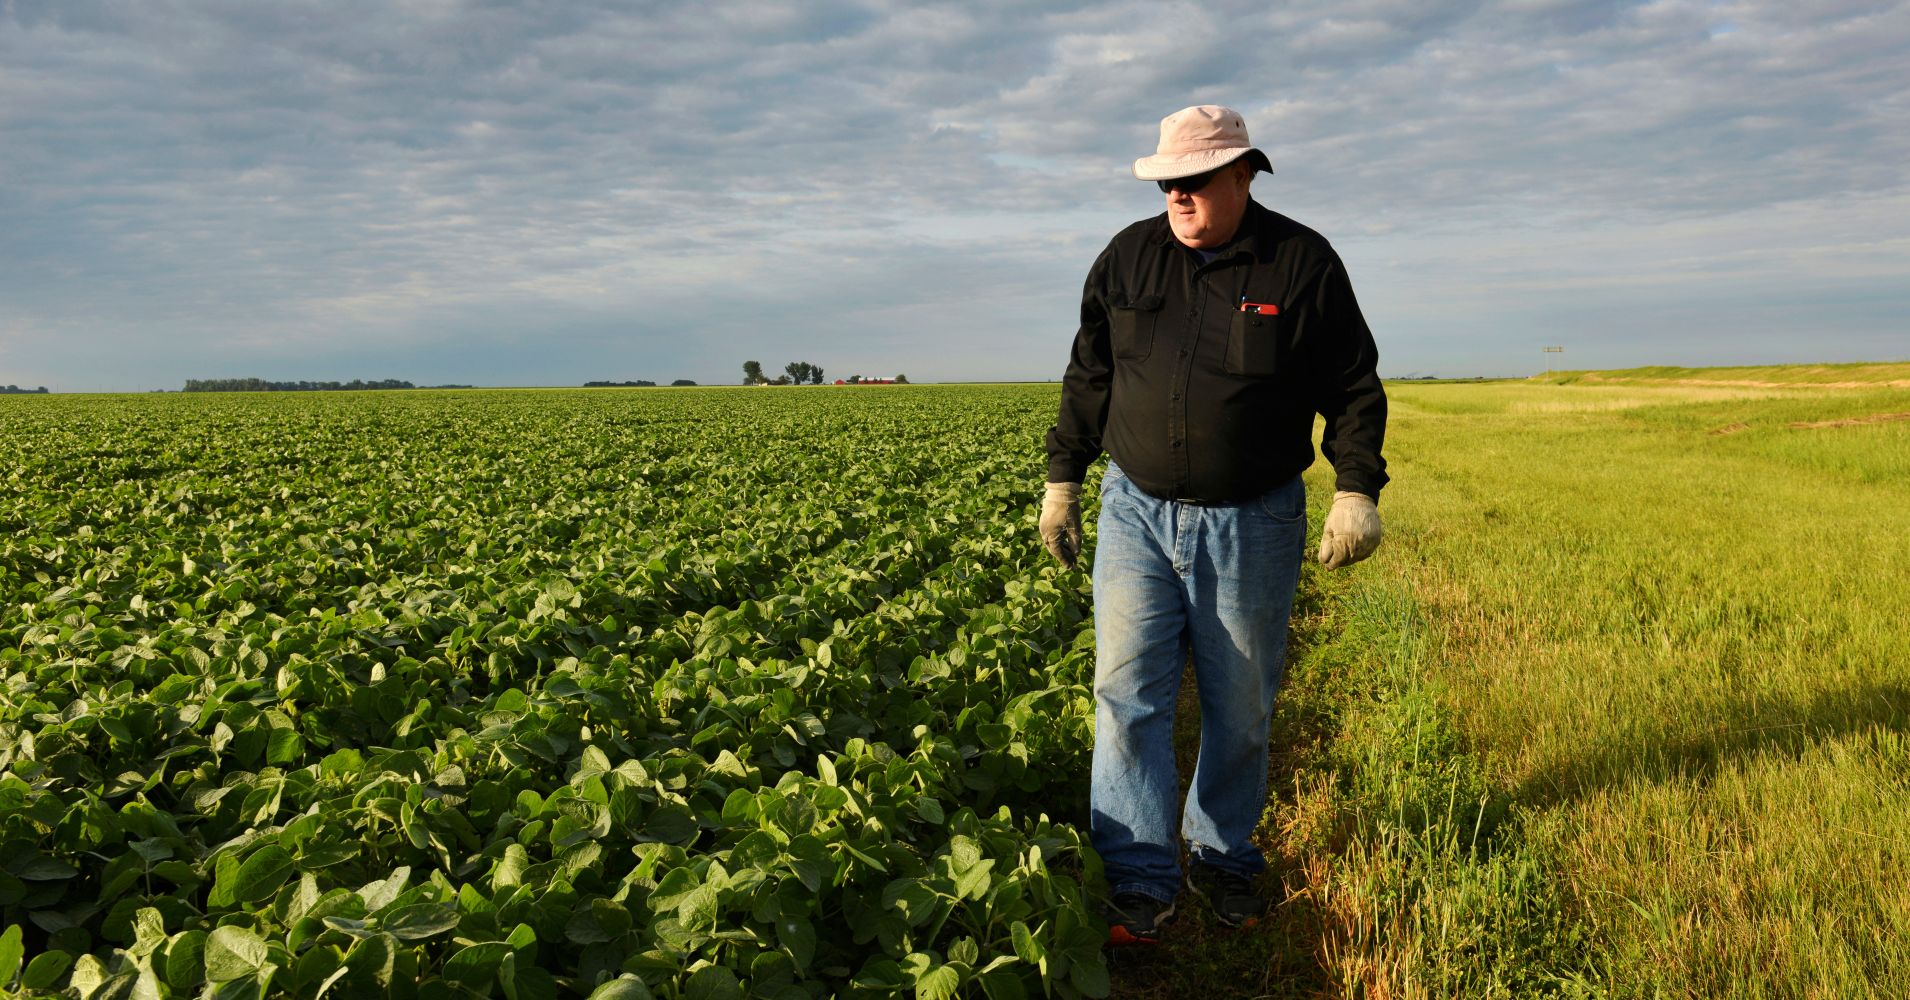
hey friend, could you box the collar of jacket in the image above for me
[1148,197,1274,263]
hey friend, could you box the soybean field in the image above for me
[1,387,1110,999]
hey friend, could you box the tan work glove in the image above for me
[1318,491,1381,569]
[1039,482,1083,569]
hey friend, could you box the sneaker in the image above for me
[1187,864,1265,927]
[1105,892,1177,945]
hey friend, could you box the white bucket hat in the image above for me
[1131,104,1273,181]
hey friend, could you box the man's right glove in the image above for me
[1318,491,1382,569]
[1039,482,1083,569]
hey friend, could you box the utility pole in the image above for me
[1542,346,1563,378]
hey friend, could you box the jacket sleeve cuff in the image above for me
[1334,473,1383,504]
[1047,455,1090,485]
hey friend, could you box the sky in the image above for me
[2,0,1906,391]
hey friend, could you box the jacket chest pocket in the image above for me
[1110,295,1163,361]
[1225,308,1283,377]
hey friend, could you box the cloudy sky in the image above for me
[2,0,1906,391]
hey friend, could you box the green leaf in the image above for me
[284,873,323,925]
[562,907,611,946]
[232,963,279,1000]
[640,804,698,844]
[948,836,982,873]
[785,837,829,893]
[382,902,460,941]
[501,959,558,1000]
[22,949,75,990]
[678,884,720,931]
[684,965,742,1000]
[341,933,396,988]
[266,728,304,765]
[161,930,206,991]
[1010,922,1044,964]
[851,958,906,990]
[1067,954,1110,998]
[443,941,513,987]
[206,853,241,909]
[204,925,267,983]
[0,925,21,988]
[589,898,631,939]
[585,977,655,1000]
[11,854,78,881]
[842,841,888,873]
[321,916,377,941]
[505,922,537,959]
[291,942,341,994]
[493,844,529,889]
[914,963,961,1000]
[953,859,994,901]
[978,970,1027,1000]
[881,878,939,925]
[357,867,410,912]
[130,907,167,957]
[775,916,816,971]
[295,842,359,870]
[577,745,612,778]
[647,867,699,911]
[231,845,296,904]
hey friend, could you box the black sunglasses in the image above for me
[1157,166,1224,195]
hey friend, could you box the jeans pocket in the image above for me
[1100,462,1128,507]
[1253,476,1305,523]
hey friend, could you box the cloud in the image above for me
[1,0,1905,390]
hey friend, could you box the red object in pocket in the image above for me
[1239,301,1279,315]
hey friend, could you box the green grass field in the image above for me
[1273,368,1910,997]
[4,367,1907,998]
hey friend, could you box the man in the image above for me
[1040,105,1387,943]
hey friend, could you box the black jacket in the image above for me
[1045,199,1388,502]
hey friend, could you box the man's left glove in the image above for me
[1318,491,1382,569]
[1039,482,1083,569]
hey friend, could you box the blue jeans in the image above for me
[1089,461,1307,902]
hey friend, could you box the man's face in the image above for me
[1163,161,1252,249]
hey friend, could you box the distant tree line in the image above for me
[740,360,826,385]
[584,379,700,387]
[1,385,50,394]
[183,378,417,392]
